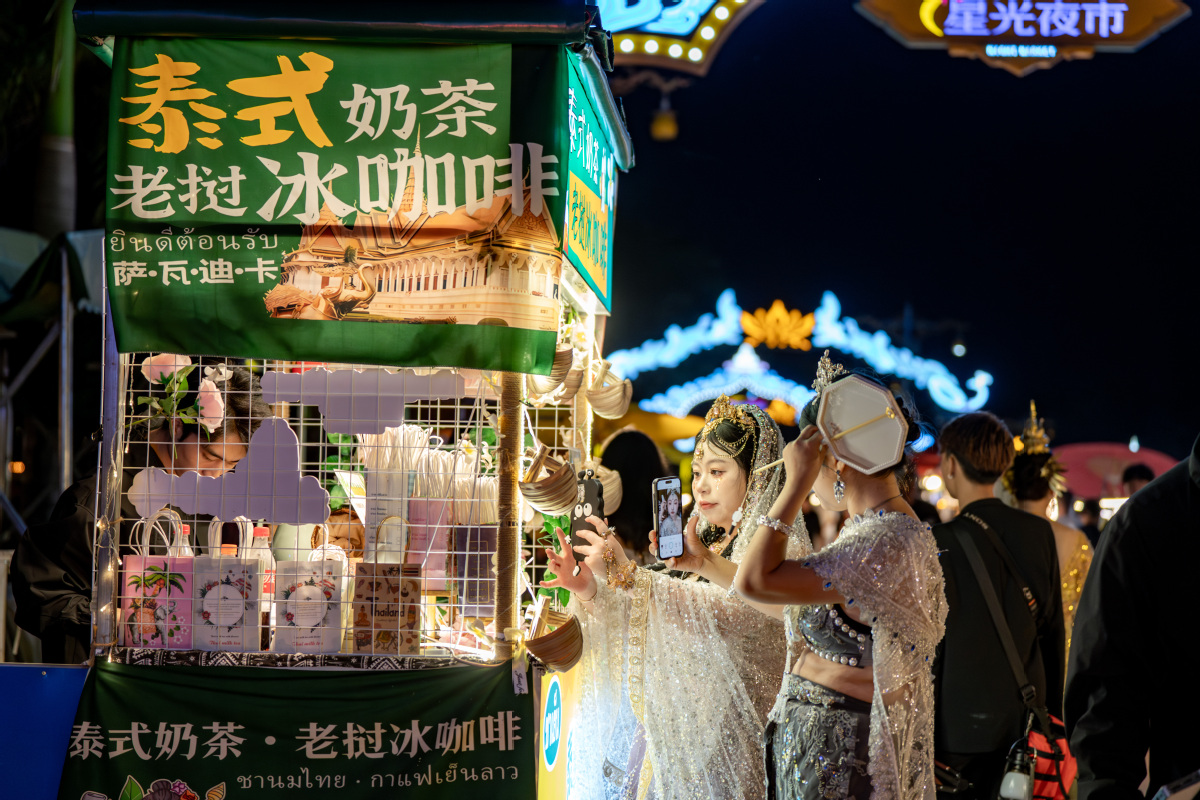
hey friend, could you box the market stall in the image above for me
[50,3,633,796]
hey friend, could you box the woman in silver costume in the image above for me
[543,395,795,799]
[737,359,947,800]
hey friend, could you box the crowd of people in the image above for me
[10,348,1193,800]
[548,351,1193,800]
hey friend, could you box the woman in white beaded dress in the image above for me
[542,395,794,799]
[736,358,947,800]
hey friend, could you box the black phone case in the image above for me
[569,470,605,548]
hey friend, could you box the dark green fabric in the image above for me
[58,660,535,797]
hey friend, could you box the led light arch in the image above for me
[639,342,817,418]
[613,289,994,416]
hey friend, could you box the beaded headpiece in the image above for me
[1017,400,1051,454]
[1004,399,1067,497]
[694,394,756,460]
[811,349,846,396]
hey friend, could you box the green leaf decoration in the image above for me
[119,775,144,800]
[541,514,571,552]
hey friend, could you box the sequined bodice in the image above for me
[784,602,874,668]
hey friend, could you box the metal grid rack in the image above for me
[93,305,605,668]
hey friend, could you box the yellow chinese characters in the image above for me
[227,52,334,148]
[119,54,226,153]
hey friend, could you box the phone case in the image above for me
[570,470,606,546]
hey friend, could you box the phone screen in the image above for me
[653,477,684,560]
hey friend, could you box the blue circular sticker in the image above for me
[543,674,563,771]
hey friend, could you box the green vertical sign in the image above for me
[562,51,616,311]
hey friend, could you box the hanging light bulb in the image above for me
[651,94,678,141]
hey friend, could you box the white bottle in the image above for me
[174,523,194,558]
[248,526,277,650]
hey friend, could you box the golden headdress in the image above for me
[811,349,846,396]
[694,394,756,460]
[1005,400,1067,497]
[1017,400,1051,454]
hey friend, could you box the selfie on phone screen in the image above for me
[653,477,684,559]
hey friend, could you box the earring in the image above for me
[834,469,846,504]
[731,508,743,526]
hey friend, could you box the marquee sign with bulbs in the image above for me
[599,0,765,76]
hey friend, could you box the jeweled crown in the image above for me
[811,349,846,396]
[1019,400,1051,455]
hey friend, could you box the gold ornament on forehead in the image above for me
[694,394,755,460]
[811,349,846,396]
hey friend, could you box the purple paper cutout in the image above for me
[127,418,330,523]
[260,368,465,434]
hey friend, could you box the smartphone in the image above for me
[652,477,684,560]
[570,469,605,549]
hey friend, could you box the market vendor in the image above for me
[10,356,271,664]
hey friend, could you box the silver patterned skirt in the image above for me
[764,674,873,800]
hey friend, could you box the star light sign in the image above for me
[617,290,993,416]
[859,0,1190,75]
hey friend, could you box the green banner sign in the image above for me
[106,38,572,373]
[58,661,534,798]
[563,52,616,311]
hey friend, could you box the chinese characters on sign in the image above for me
[941,0,1129,37]
[69,711,522,763]
[564,53,617,311]
[104,39,574,373]
[59,662,536,798]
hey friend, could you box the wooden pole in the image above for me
[493,372,524,660]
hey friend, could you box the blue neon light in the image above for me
[642,0,719,34]
[597,0,670,33]
[614,289,992,415]
[673,436,697,452]
[597,0,718,35]
[607,289,743,380]
[911,431,935,453]
[638,343,817,419]
[811,292,992,413]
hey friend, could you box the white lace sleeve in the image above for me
[628,566,786,799]
[803,512,948,800]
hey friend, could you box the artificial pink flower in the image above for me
[141,353,191,383]
[196,379,224,433]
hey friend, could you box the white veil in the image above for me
[568,402,801,799]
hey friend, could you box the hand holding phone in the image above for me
[652,477,684,560]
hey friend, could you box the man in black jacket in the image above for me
[933,411,1066,799]
[1066,435,1200,800]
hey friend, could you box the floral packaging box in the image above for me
[122,556,194,650]
[192,557,261,652]
[352,562,420,655]
[274,560,344,654]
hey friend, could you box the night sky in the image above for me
[603,0,1200,458]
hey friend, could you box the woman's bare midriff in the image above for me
[793,651,874,703]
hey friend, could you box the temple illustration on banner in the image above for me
[263,148,562,330]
